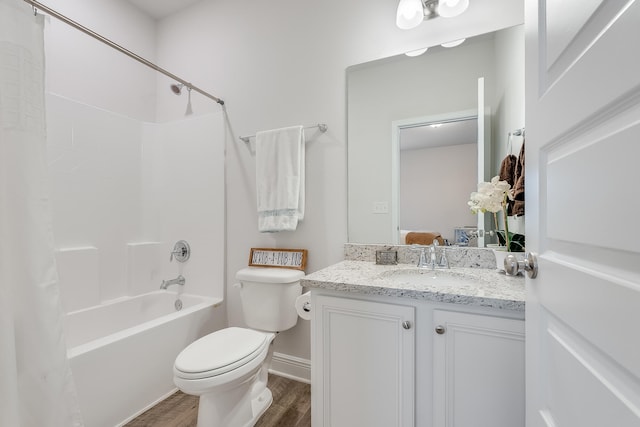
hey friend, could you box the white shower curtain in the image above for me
[0,1,83,426]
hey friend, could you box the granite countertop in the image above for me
[301,260,525,312]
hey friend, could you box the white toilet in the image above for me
[173,267,305,427]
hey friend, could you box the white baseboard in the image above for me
[269,352,311,384]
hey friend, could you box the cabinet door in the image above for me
[312,295,415,427]
[433,310,524,427]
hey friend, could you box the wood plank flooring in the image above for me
[124,375,310,427]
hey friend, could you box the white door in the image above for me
[526,1,640,426]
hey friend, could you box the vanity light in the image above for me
[396,0,425,30]
[437,0,469,18]
[396,0,467,30]
[405,47,429,57]
[441,38,466,47]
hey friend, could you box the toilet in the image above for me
[173,267,305,427]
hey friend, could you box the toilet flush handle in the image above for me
[233,283,242,289]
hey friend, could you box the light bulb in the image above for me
[396,0,424,30]
[437,0,469,18]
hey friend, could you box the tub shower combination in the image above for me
[65,291,222,426]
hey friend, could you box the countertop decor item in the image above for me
[468,175,525,252]
[248,247,307,271]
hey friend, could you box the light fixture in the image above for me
[395,0,468,30]
[405,47,429,57]
[441,38,465,47]
[437,0,469,18]
[396,0,425,30]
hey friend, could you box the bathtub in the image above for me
[65,291,223,427]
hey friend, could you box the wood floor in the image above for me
[124,375,311,427]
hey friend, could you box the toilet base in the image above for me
[195,378,273,427]
[250,387,273,425]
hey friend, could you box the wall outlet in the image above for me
[372,201,389,214]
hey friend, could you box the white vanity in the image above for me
[302,244,525,427]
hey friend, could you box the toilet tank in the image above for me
[236,267,304,332]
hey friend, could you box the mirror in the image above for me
[347,25,524,246]
[397,116,478,245]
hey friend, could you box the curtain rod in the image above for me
[24,0,225,106]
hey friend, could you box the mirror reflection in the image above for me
[398,117,478,245]
[347,24,524,246]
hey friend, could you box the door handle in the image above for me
[505,252,538,278]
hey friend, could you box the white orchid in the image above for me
[468,176,511,214]
[469,176,515,250]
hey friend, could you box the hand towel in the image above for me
[255,125,305,232]
[499,154,518,215]
[512,140,525,216]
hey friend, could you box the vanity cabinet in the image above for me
[311,291,525,427]
[432,310,525,427]
[312,294,415,427]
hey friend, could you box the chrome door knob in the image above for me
[402,321,412,330]
[435,325,446,335]
[504,252,538,279]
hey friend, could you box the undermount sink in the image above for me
[379,268,486,287]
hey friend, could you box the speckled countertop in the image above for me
[302,258,526,312]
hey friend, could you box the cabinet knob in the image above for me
[402,320,412,330]
[435,325,446,335]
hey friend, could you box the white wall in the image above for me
[492,25,525,175]
[152,0,523,365]
[400,143,478,242]
[43,0,158,122]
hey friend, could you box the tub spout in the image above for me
[161,275,185,290]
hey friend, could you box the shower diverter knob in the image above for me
[170,240,191,262]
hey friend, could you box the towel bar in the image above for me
[239,123,328,144]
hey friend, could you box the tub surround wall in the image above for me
[47,94,225,311]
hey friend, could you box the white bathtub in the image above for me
[65,291,223,427]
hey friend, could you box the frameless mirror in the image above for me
[347,25,524,246]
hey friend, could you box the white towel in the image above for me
[255,125,305,232]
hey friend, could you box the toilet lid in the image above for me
[174,327,269,379]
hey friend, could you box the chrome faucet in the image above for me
[416,247,431,269]
[160,274,185,289]
[429,242,437,267]
[432,240,450,269]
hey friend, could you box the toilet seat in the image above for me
[174,327,271,380]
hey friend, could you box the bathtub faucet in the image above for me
[160,275,185,290]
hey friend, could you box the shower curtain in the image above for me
[0,1,83,426]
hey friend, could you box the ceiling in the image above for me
[126,0,203,19]
[400,118,478,151]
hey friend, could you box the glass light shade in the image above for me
[396,0,424,30]
[437,0,469,18]
[441,38,466,48]
[405,47,429,57]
